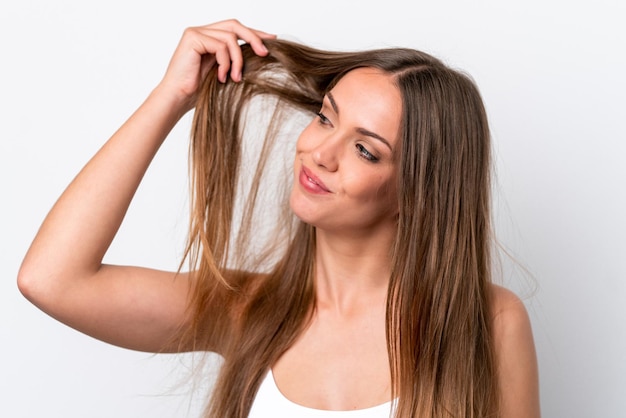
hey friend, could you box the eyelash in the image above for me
[317,111,331,125]
[316,111,379,163]
[356,144,378,162]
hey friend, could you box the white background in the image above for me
[2,1,624,417]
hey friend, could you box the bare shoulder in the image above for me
[489,284,541,417]
[490,284,531,330]
[489,285,538,362]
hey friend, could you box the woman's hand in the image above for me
[157,19,276,113]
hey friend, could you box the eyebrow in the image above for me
[325,92,393,151]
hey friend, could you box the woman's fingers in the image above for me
[215,19,276,56]
[196,20,276,82]
[158,20,275,111]
[195,28,242,83]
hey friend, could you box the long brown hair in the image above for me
[179,39,498,417]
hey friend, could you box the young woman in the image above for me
[18,19,540,417]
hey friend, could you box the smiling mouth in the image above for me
[300,166,331,193]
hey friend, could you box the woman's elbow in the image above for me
[17,259,59,309]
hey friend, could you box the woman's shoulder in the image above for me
[489,284,528,316]
[488,284,541,417]
[488,284,533,335]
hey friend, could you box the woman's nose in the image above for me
[311,135,340,172]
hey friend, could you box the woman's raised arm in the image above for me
[17,20,275,353]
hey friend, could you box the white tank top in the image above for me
[248,370,394,417]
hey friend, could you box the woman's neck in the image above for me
[313,227,394,315]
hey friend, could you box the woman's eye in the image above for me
[356,143,378,162]
[317,111,331,125]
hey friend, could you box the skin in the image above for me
[290,68,400,237]
[17,19,540,416]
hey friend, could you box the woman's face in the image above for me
[290,67,402,236]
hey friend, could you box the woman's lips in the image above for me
[300,166,331,194]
